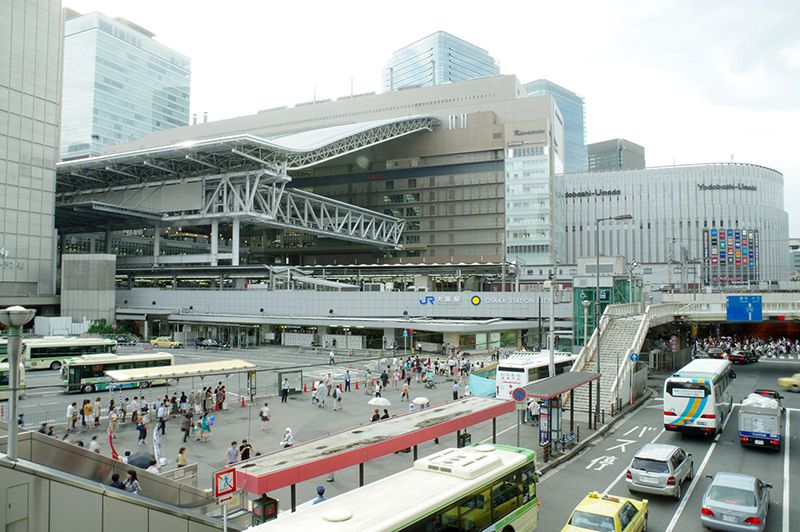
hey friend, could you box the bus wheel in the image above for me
[140,381,151,389]
[82,384,95,393]
[502,526,515,532]
[50,361,62,371]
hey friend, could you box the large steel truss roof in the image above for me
[56,115,438,193]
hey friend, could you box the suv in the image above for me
[149,336,182,348]
[626,443,694,499]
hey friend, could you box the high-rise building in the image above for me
[383,31,500,92]
[524,80,586,173]
[0,0,63,299]
[60,10,190,160]
[587,138,645,172]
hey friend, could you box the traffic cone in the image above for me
[241,396,245,408]
[303,383,307,393]
[339,384,342,392]
[355,381,359,390]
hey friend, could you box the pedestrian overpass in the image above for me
[570,294,800,420]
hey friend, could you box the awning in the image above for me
[523,371,600,399]
[105,359,255,382]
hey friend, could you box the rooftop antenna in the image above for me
[192,113,197,125]
[203,112,208,123]
[350,75,354,97]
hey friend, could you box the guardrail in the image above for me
[609,306,651,410]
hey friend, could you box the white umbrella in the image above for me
[412,397,430,406]
[368,397,391,407]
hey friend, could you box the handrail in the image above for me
[609,306,651,407]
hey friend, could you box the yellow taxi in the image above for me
[562,492,648,531]
[777,373,800,393]
[149,336,183,348]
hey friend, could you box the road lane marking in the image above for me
[623,425,640,436]
[601,428,665,495]
[664,406,736,532]
[783,410,791,532]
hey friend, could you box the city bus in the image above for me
[663,358,735,435]
[496,351,577,399]
[265,444,539,531]
[0,336,118,371]
[0,363,26,401]
[61,352,174,393]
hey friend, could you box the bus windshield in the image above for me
[666,381,710,398]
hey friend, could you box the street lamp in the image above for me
[581,299,592,347]
[595,214,632,428]
[0,305,36,461]
[627,261,640,303]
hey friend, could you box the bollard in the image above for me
[602,410,605,425]
[577,425,580,443]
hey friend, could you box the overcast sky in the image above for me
[66,0,800,232]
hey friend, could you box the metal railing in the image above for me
[609,306,651,410]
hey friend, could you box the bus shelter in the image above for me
[218,396,514,518]
[523,371,600,461]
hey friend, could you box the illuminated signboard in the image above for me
[703,228,760,286]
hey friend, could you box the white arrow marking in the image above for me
[606,439,637,453]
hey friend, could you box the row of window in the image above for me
[507,244,550,255]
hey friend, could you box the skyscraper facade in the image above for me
[383,32,500,92]
[60,10,190,160]
[587,138,645,172]
[0,0,63,298]
[524,79,587,174]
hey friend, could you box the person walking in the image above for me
[130,396,140,428]
[259,402,270,430]
[325,373,333,396]
[329,350,335,365]
[66,402,78,432]
[177,447,188,468]
[124,470,141,494]
[181,413,193,443]
[93,397,102,427]
[452,381,459,400]
[314,382,327,408]
[374,381,382,398]
[528,399,540,426]
[121,398,129,424]
[239,439,253,461]
[157,401,167,435]
[136,417,147,446]
[179,392,188,414]
[332,385,342,411]
[280,427,294,448]
[281,377,289,403]
[401,381,410,401]
[226,441,240,464]
[109,408,119,438]
[344,369,351,392]
[198,412,210,442]
[81,399,92,430]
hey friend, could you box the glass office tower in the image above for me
[0,0,63,297]
[383,32,500,92]
[60,10,190,160]
[524,79,587,173]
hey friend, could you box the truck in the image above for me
[738,392,784,451]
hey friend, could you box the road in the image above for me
[537,359,799,532]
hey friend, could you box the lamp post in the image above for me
[627,261,639,304]
[581,299,591,347]
[595,214,632,428]
[0,305,36,461]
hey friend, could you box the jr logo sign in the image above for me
[419,295,435,305]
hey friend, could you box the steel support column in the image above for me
[210,220,219,266]
[232,218,240,266]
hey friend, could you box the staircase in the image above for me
[571,315,644,419]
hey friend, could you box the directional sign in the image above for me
[402,330,408,337]
[214,467,237,499]
[512,387,527,402]
[629,352,639,363]
[726,295,763,322]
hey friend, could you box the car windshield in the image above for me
[569,511,616,531]
[707,486,756,506]
[631,457,670,473]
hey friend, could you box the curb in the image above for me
[538,388,655,474]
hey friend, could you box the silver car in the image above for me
[625,443,694,499]
[701,472,772,531]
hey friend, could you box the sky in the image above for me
[66,0,800,232]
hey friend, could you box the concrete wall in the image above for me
[61,254,116,323]
[0,461,223,532]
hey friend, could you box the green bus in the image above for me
[1,337,118,371]
[61,352,174,393]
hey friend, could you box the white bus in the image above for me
[61,353,174,393]
[496,352,577,399]
[663,359,735,436]
[0,336,118,371]
[0,362,25,401]
[264,444,539,532]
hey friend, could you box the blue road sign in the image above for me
[726,295,763,322]
[512,387,527,402]
[402,330,408,337]
[630,352,639,363]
